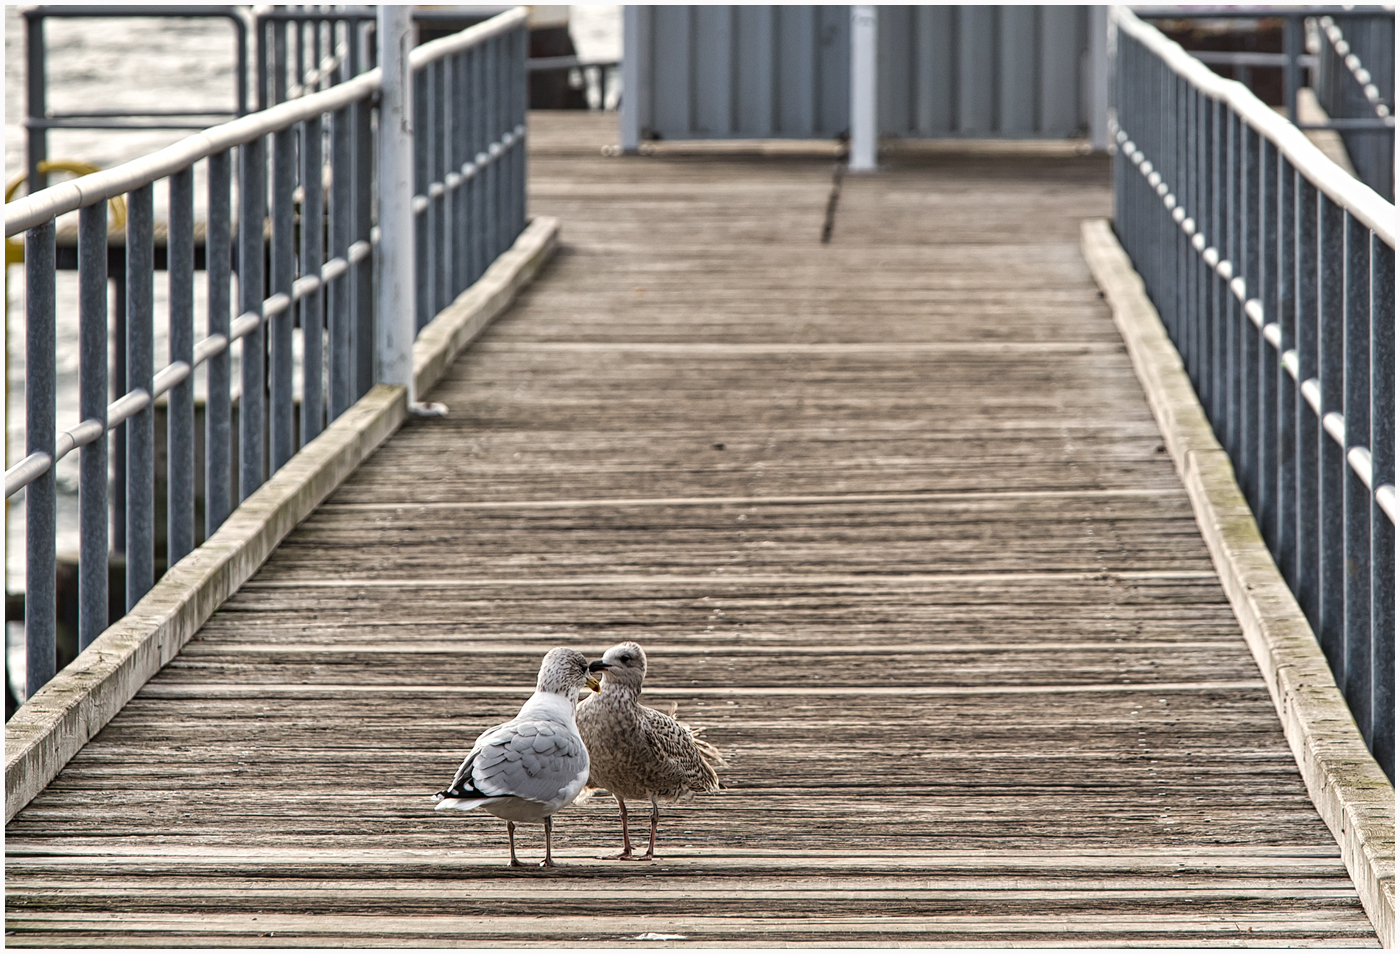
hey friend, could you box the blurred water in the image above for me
[3,6,619,700]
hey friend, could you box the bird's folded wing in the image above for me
[468,720,588,804]
[639,706,723,791]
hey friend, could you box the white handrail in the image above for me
[4,6,529,238]
[1111,6,1395,247]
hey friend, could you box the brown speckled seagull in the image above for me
[575,641,724,860]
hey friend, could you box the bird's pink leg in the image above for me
[507,821,525,868]
[640,796,659,861]
[609,795,636,860]
[540,816,558,867]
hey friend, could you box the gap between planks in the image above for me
[317,487,1187,512]
[240,570,1221,589]
[132,681,1267,698]
[183,641,1245,655]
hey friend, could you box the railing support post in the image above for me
[621,5,641,154]
[849,5,877,173]
[376,5,418,405]
[1090,6,1109,152]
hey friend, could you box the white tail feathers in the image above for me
[433,796,493,812]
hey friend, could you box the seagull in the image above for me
[576,641,724,860]
[433,647,612,867]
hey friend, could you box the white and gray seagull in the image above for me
[433,647,612,867]
[576,641,724,860]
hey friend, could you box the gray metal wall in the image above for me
[624,5,1095,142]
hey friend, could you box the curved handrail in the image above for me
[4,6,530,238]
[1112,6,1395,247]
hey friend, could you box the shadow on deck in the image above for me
[4,113,1380,947]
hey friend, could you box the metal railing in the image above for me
[1109,8,1395,779]
[5,7,529,702]
[1313,11,1395,200]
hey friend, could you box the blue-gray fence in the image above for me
[1110,8,1395,779]
[1312,11,1395,202]
[5,8,529,702]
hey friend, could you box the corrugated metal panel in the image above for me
[627,5,1093,142]
[631,5,850,140]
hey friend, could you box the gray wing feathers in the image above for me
[461,719,587,804]
[639,706,723,794]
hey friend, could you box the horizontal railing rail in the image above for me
[1109,7,1395,778]
[5,7,529,704]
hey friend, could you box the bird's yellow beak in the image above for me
[585,676,602,692]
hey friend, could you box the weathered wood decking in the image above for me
[5,113,1380,946]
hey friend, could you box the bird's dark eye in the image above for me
[619,653,632,663]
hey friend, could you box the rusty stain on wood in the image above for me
[3,113,1380,947]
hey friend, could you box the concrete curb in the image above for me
[4,216,560,824]
[1081,218,1395,948]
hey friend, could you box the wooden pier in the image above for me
[4,113,1380,946]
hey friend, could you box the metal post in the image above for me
[270,124,296,471]
[353,94,375,400]
[1370,234,1395,780]
[414,64,432,331]
[621,5,642,153]
[330,105,353,418]
[1284,14,1302,126]
[302,113,326,446]
[126,184,154,612]
[1277,155,1298,586]
[1090,6,1109,152]
[239,136,267,501]
[376,4,418,401]
[112,269,126,554]
[78,203,108,651]
[849,5,878,173]
[25,219,57,697]
[168,168,195,569]
[207,150,233,534]
[1317,197,1346,672]
[25,12,47,193]
[1296,177,1321,632]
[1342,213,1372,736]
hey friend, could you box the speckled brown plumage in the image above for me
[576,641,723,860]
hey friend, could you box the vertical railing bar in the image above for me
[1277,155,1298,587]
[1225,111,1241,461]
[25,218,57,698]
[112,274,127,558]
[239,135,267,501]
[301,113,326,445]
[1242,124,1261,509]
[1369,235,1395,781]
[471,44,485,284]
[434,56,450,315]
[1259,137,1279,550]
[414,62,431,331]
[453,51,469,298]
[270,123,296,470]
[77,202,108,651]
[167,167,196,570]
[1317,196,1346,674]
[353,92,374,399]
[329,104,353,418]
[206,150,233,533]
[1296,176,1322,632]
[1341,212,1373,739]
[125,183,154,612]
[485,36,498,268]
